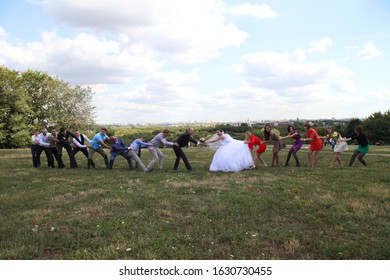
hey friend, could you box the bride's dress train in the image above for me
[209,134,254,172]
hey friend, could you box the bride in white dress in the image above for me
[203,129,254,172]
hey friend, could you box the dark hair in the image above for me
[287,125,294,133]
[263,125,271,141]
[303,122,311,129]
[101,128,107,132]
[60,127,66,133]
[355,125,362,135]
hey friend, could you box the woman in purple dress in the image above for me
[279,125,303,167]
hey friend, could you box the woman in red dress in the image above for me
[303,122,323,167]
[245,131,267,167]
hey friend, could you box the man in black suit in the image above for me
[173,127,199,171]
[57,128,78,168]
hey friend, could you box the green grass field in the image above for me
[0,145,389,260]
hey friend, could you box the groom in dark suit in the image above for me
[173,127,199,171]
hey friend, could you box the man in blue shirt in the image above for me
[109,136,133,170]
[88,128,111,169]
[128,137,153,172]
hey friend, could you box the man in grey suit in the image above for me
[146,128,178,171]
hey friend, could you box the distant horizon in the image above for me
[97,115,368,126]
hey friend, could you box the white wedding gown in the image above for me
[209,134,254,172]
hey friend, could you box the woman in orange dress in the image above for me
[303,122,323,167]
[244,131,267,167]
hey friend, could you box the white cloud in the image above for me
[0,26,7,37]
[39,0,248,64]
[229,3,278,18]
[229,49,365,120]
[308,37,333,53]
[92,71,291,124]
[371,91,390,102]
[294,48,306,62]
[93,47,359,124]
[135,71,200,103]
[0,31,162,85]
[233,51,354,98]
[358,42,383,60]
[235,51,349,87]
[92,70,202,123]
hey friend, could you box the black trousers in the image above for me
[173,146,192,170]
[36,146,53,167]
[49,147,65,168]
[57,143,78,168]
[36,146,63,168]
[31,145,41,167]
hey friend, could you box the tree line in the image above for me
[1,65,389,148]
[1,66,95,148]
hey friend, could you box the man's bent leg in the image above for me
[146,148,159,170]
[129,150,148,172]
[156,148,164,170]
[96,148,109,168]
[88,148,96,169]
[120,152,133,169]
[109,153,116,169]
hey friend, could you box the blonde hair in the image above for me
[245,131,252,141]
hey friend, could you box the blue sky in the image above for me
[1,0,389,124]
